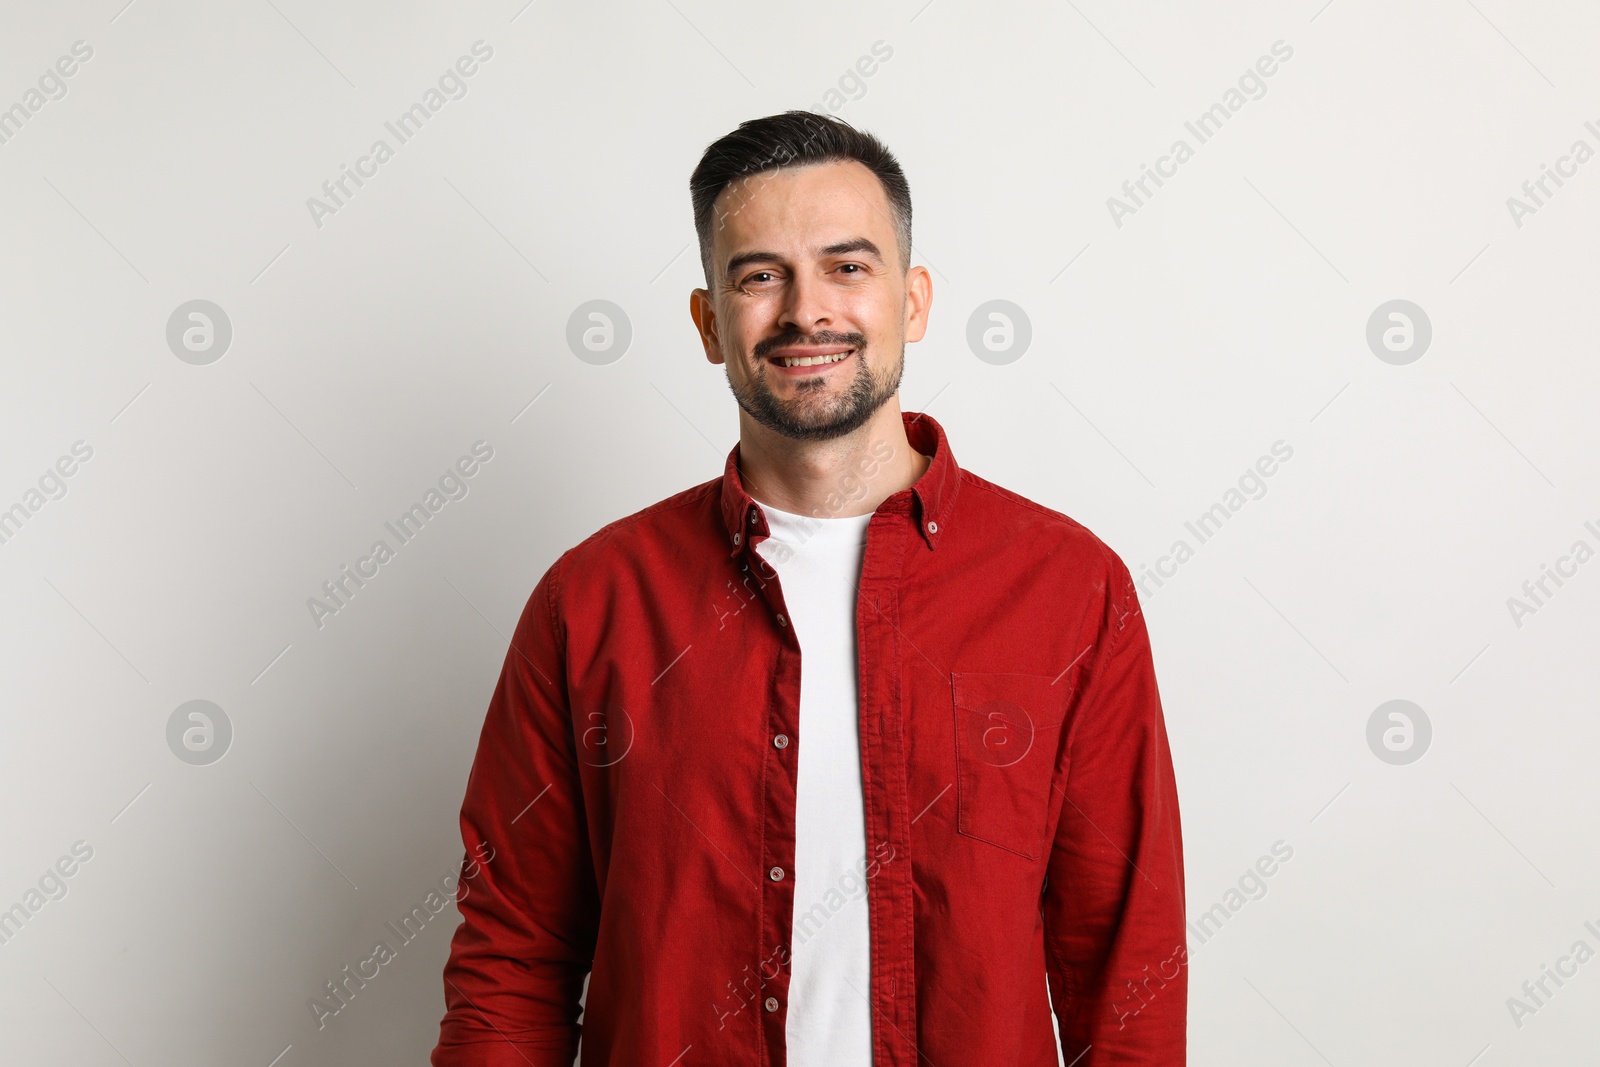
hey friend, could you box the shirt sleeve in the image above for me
[432,557,601,1067]
[1043,552,1187,1065]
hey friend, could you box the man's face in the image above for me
[691,159,928,442]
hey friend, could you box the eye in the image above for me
[837,263,863,274]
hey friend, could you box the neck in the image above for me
[736,400,930,519]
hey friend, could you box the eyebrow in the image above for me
[723,237,885,280]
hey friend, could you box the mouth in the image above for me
[766,348,855,373]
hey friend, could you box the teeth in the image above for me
[778,350,851,368]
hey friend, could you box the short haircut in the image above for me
[689,110,912,286]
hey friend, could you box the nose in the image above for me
[778,270,832,335]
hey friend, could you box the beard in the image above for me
[725,332,904,442]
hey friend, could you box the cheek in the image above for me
[717,304,756,349]
[850,291,900,338]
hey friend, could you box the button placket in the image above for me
[853,490,917,1057]
[749,505,796,1051]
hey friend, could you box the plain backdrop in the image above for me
[2,1,1597,1064]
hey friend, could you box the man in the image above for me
[431,110,1186,1066]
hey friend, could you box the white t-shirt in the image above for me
[753,500,875,1066]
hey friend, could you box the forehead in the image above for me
[712,159,894,263]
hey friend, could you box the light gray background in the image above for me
[3,1,1597,1064]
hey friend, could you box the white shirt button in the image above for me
[927,520,938,533]
[732,531,742,545]
[769,866,784,881]
[764,997,779,1012]
[773,734,789,749]
[775,614,787,627]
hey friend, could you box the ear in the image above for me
[902,265,933,344]
[690,288,725,365]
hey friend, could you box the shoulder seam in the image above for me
[547,549,566,647]
[1103,548,1137,655]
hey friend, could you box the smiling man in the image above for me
[431,111,1186,1067]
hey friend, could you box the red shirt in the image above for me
[431,410,1186,1066]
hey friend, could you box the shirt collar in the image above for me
[719,410,959,558]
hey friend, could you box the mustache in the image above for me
[752,330,865,359]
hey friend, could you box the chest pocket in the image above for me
[951,671,1073,861]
